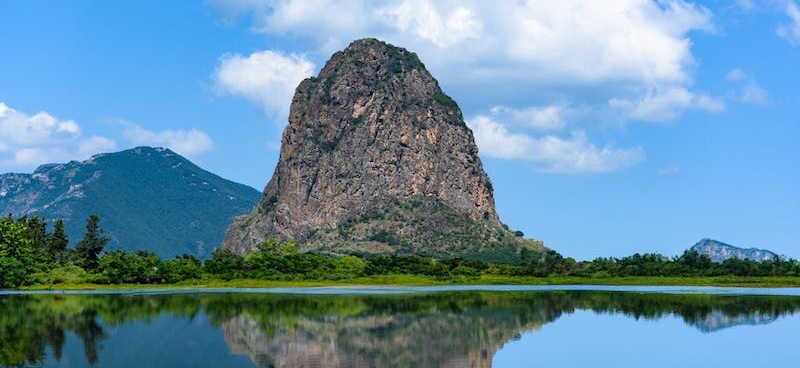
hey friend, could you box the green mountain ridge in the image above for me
[0,146,261,259]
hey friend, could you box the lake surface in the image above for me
[2,285,799,367]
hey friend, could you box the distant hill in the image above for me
[0,147,260,259]
[690,238,780,263]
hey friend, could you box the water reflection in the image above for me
[1,290,799,367]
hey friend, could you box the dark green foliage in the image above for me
[241,239,335,279]
[432,92,458,109]
[75,214,109,271]
[517,249,800,278]
[160,254,202,283]
[378,39,424,74]
[368,229,402,246]
[365,255,449,277]
[47,219,69,263]
[94,250,161,284]
[204,248,245,280]
[0,216,34,287]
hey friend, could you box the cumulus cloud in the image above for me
[777,1,800,45]
[122,124,214,158]
[214,50,315,115]
[0,102,117,168]
[377,1,483,47]
[208,0,720,124]
[467,115,645,174]
[205,0,724,174]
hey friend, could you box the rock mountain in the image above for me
[0,147,260,259]
[690,238,780,263]
[223,39,544,262]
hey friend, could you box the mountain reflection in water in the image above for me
[1,290,799,367]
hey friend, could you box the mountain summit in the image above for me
[690,238,780,263]
[222,39,543,262]
[1,147,260,259]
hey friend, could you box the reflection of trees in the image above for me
[570,291,800,331]
[0,295,105,367]
[1,290,800,367]
[0,294,205,367]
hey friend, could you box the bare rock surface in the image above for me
[222,39,543,261]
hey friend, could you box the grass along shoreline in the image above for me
[18,275,800,291]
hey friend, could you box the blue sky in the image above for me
[1,0,798,260]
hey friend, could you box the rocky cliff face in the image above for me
[222,39,540,260]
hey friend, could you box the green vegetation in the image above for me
[432,91,459,110]
[304,196,545,264]
[2,214,799,289]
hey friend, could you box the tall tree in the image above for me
[21,215,49,264]
[0,216,34,287]
[75,214,109,271]
[47,219,69,264]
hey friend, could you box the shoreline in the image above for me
[16,275,800,291]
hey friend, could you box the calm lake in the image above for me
[2,285,799,368]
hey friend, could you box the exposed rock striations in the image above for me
[222,39,543,261]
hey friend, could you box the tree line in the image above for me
[1,214,799,287]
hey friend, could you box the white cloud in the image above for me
[726,68,746,82]
[214,50,315,115]
[658,163,681,176]
[489,105,569,131]
[502,1,712,84]
[741,81,769,105]
[467,116,534,160]
[377,1,483,47]
[209,0,720,124]
[609,87,724,122]
[777,1,800,45]
[0,102,117,168]
[725,68,769,105]
[78,136,118,158]
[123,124,214,158]
[467,115,645,174]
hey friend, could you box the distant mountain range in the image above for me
[0,147,260,259]
[690,238,780,262]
